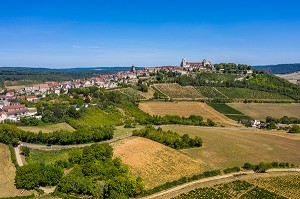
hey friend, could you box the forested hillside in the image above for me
[254,63,300,74]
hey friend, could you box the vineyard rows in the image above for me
[153,84,204,99]
[119,87,146,100]
[215,87,292,100]
[173,180,287,199]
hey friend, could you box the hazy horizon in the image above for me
[1,0,300,68]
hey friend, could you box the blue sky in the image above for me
[1,0,300,68]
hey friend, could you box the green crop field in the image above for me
[208,103,253,121]
[215,87,292,100]
[161,125,300,169]
[196,86,227,99]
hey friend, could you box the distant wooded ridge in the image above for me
[253,63,300,74]
[0,67,134,88]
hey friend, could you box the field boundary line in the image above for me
[213,87,229,99]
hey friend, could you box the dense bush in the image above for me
[243,161,295,173]
[133,126,203,149]
[15,164,63,189]
[288,125,300,134]
[223,166,241,174]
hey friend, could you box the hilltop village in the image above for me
[0,58,215,122]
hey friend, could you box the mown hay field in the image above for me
[111,137,205,189]
[153,83,204,99]
[139,101,234,124]
[161,125,300,170]
[0,144,32,198]
[228,103,300,121]
[18,122,75,133]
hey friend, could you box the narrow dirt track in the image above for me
[14,146,23,166]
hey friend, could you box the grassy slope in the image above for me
[161,125,300,169]
[18,122,75,133]
[68,106,124,128]
[26,148,82,165]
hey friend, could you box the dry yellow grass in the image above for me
[18,122,75,133]
[139,101,233,124]
[0,144,32,197]
[111,137,205,189]
[161,125,300,170]
[228,103,300,121]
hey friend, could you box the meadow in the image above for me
[161,125,300,169]
[18,122,75,133]
[111,136,206,189]
[208,103,253,121]
[68,106,124,128]
[26,148,82,165]
[228,103,300,121]
[138,101,233,125]
[153,83,204,99]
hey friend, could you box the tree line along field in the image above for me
[173,179,293,199]
[228,103,300,121]
[161,125,300,170]
[153,83,205,99]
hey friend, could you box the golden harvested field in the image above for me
[111,137,205,189]
[18,122,75,133]
[227,103,300,121]
[139,101,234,124]
[0,144,32,197]
[247,174,300,199]
[161,125,300,169]
[153,83,204,99]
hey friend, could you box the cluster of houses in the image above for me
[0,57,214,123]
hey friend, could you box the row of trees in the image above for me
[133,126,203,149]
[0,124,114,145]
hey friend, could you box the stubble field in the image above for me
[111,136,205,189]
[228,103,300,121]
[161,125,300,169]
[18,122,75,133]
[139,101,234,125]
